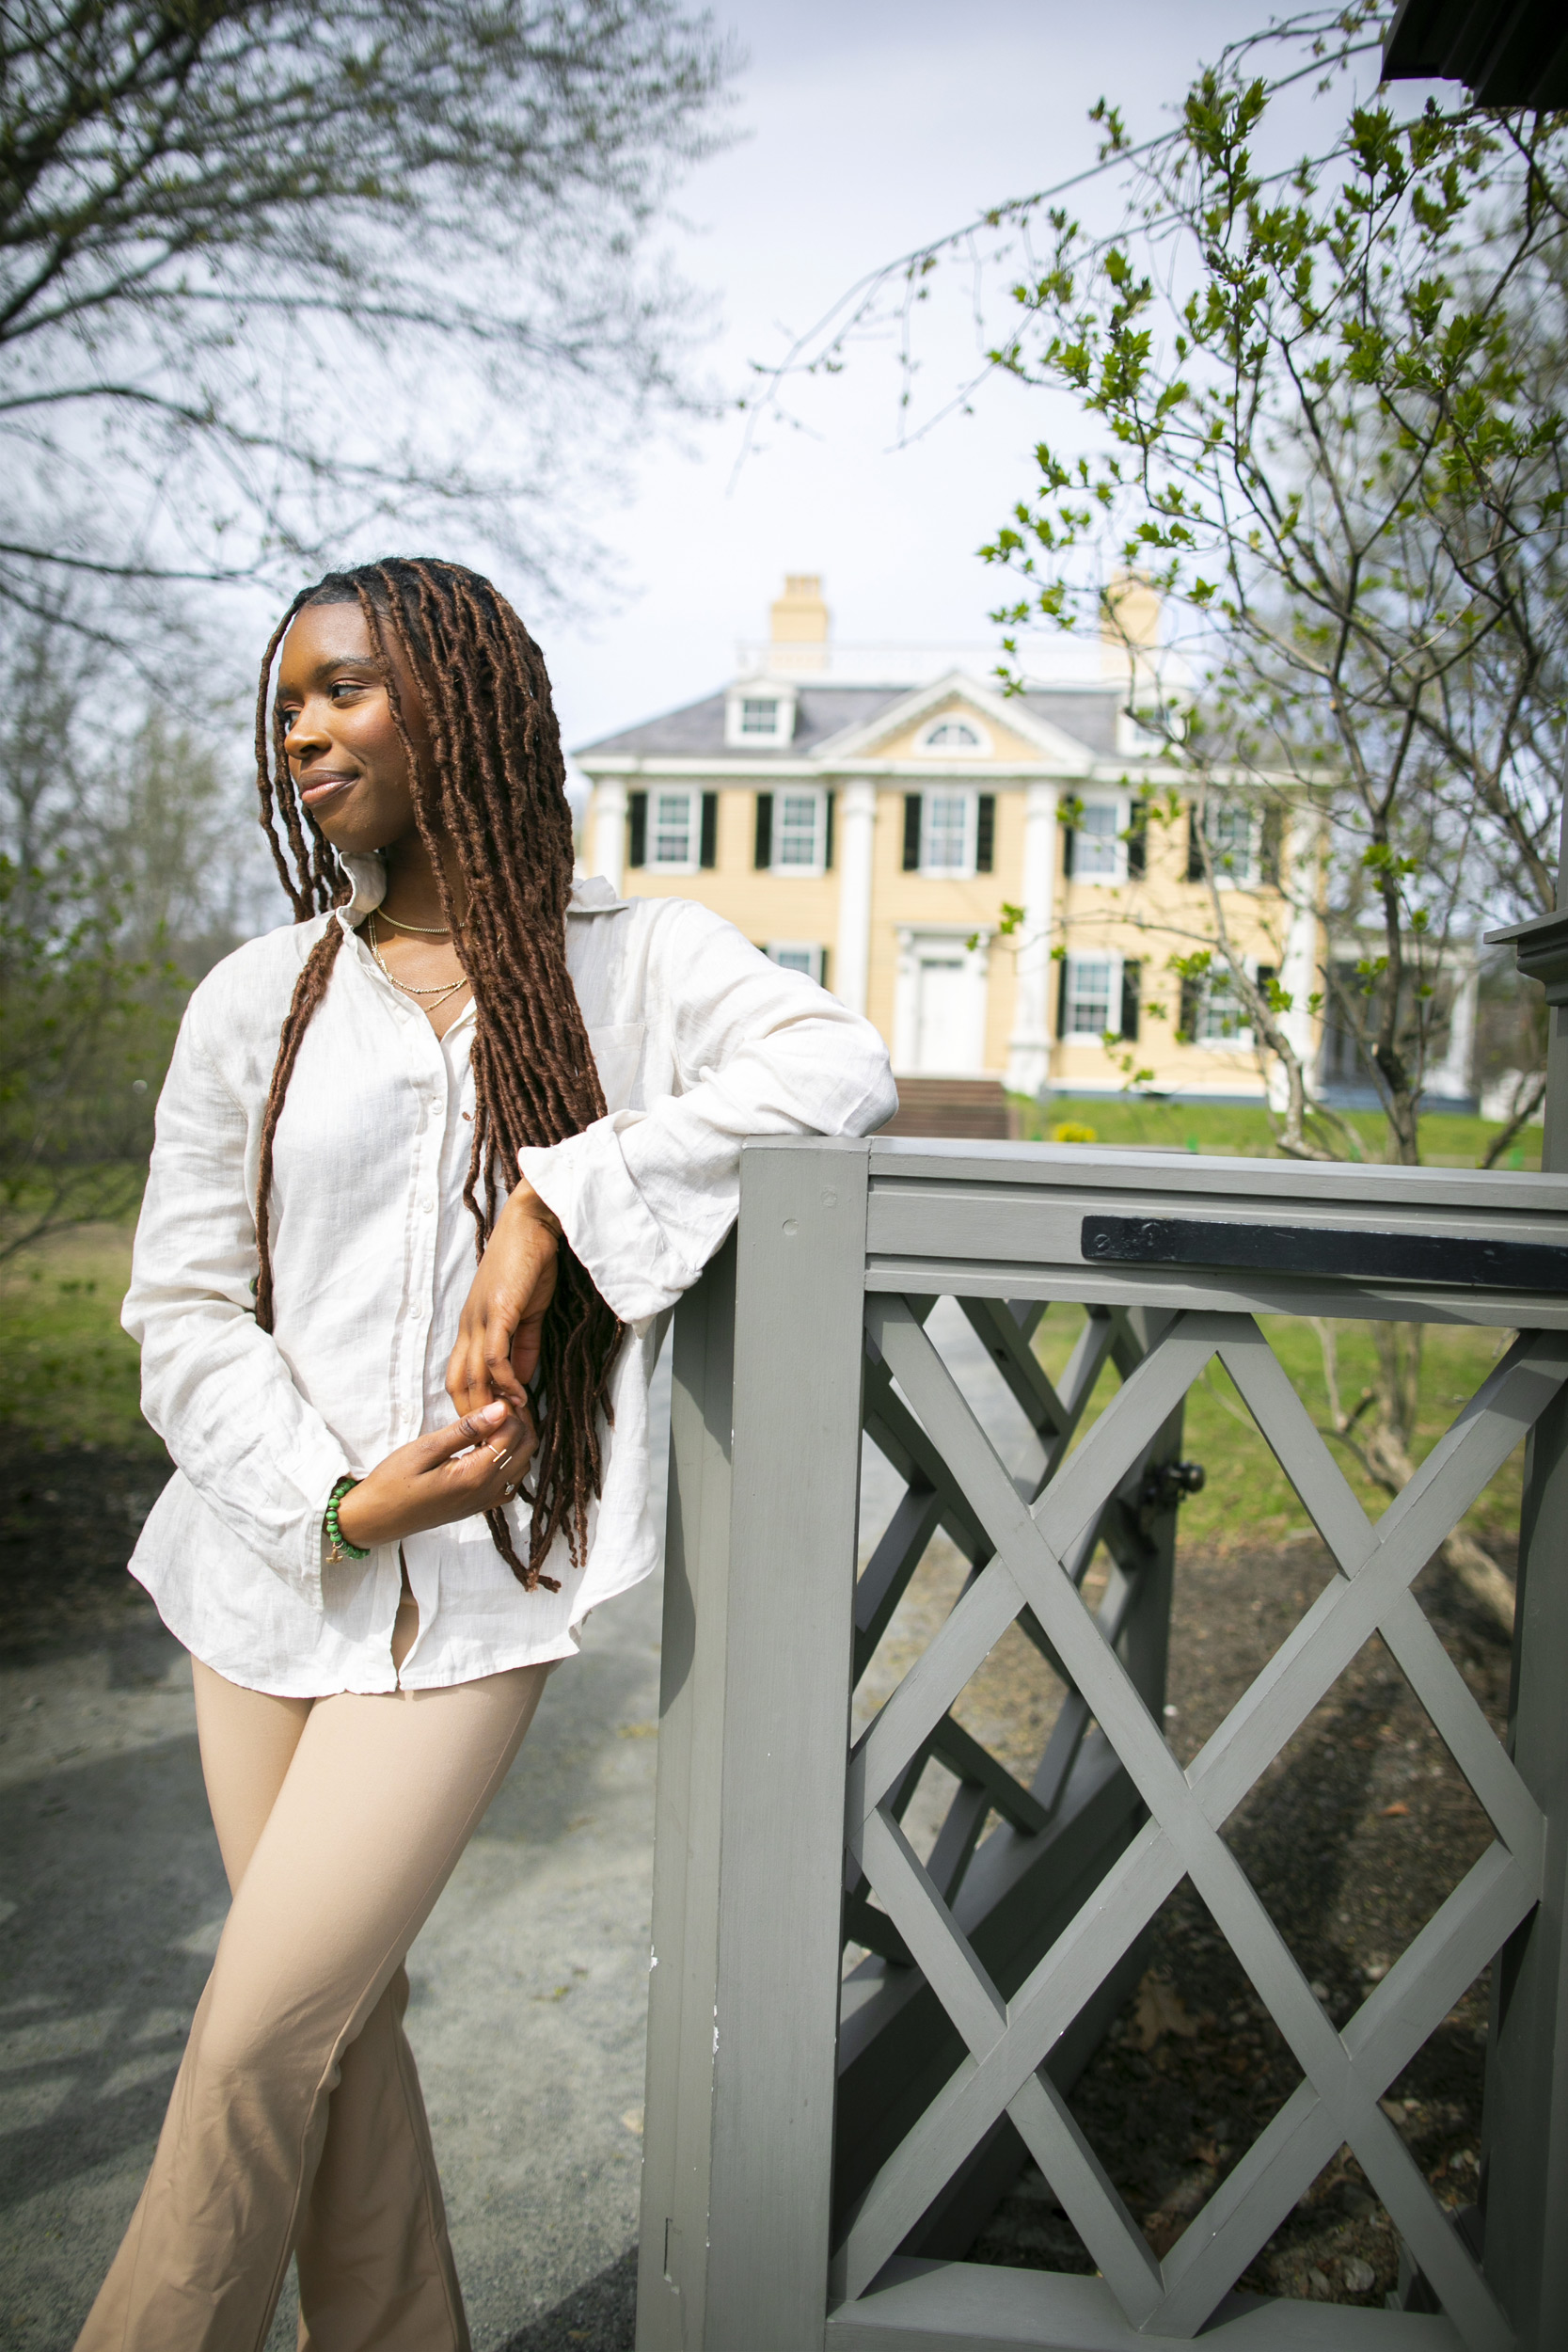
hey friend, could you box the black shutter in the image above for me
[1254,964,1275,1034]
[628,790,647,869]
[903,794,922,871]
[1062,818,1075,880]
[1056,957,1070,1040]
[818,946,831,991]
[824,790,835,870]
[1260,806,1284,887]
[1120,960,1141,1041]
[976,794,995,874]
[1127,804,1148,880]
[754,792,773,869]
[1185,805,1205,882]
[700,792,718,869]
[1178,975,1201,1041]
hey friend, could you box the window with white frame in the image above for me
[1197,968,1250,1043]
[921,717,985,753]
[772,787,827,871]
[1064,954,1116,1038]
[1071,797,1123,880]
[766,942,825,983]
[724,683,797,748]
[920,788,975,876]
[649,787,700,872]
[1208,800,1257,884]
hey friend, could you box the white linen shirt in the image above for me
[122,858,895,1695]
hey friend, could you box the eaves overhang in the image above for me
[1384,0,1568,108]
[575,753,1306,788]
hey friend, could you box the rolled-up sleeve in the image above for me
[122,1007,356,1609]
[519,901,895,1322]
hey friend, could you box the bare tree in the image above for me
[0,614,261,1255]
[1,0,736,633]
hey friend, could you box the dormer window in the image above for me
[918,713,990,756]
[724,678,798,749]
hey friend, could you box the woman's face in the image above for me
[275,601,432,856]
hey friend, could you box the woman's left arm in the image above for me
[448,901,895,1408]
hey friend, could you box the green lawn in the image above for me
[1012,1094,1541,1171]
[1031,1305,1520,1559]
[0,1221,1527,1562]
[0,1223,158,1456]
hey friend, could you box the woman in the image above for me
[79,556,895,2351]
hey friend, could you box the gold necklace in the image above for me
[376,905,453,937]
[367,914,470,1012]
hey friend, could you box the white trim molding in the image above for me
[833,779,877,1015]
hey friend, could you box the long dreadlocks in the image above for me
[251,557,622,1591]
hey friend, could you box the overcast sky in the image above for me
[537,0,1307,769]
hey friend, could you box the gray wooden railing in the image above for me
[633,1136,1568,2352]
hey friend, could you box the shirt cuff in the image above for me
[518,1115,701,1323]
[285,1444,360,1613]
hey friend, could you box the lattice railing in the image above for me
[837,1298,1564,2349]
[635,1136,1568,2352]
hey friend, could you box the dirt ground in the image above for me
[0,1430,171,1666]
[954,1529,1512,2308]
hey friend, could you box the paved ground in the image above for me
[0,1350,673,2352]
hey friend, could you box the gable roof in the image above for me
[575,685,906,763]
[572,674,1128,768]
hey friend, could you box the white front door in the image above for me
[913,946,985,1073]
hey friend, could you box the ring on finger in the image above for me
[484,1442,514,1468]
[501,1482,517,1499]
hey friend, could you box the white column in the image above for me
[1006,782,1059,1097]
[1268,810,1321,1113]
[833,779,877,1013]
[1432,943,1478,1103]
[590,778,627,894]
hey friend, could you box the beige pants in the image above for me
[77,1595,549,2352]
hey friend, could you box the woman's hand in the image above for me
[447,1183,562,1417]
[334,1398,536,1551]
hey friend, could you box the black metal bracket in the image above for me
[1135,1459,1205,1545]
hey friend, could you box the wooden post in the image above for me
[1482,871,1568,2347]
[637,1137,871,2351]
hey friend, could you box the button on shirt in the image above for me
[123,863,896,1695]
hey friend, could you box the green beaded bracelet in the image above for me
[325,1475,370,1562]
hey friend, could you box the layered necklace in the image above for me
[366,908,470,1017]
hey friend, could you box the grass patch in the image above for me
[0,1222,159,1456]
[0,1223,1526,1567]
[1032,1307,1521,1557]
[1012,1094,1541,1170]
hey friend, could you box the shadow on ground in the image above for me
[498,2249,637,2351]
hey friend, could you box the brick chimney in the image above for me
[769,574,830,670]
[1101,570,1161,675]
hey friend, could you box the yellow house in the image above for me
[574,576,1326,1104]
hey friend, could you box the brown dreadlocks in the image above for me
[251,557,622,1591]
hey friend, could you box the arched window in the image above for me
[924,719,981,749]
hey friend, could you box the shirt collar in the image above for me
[568,873,627,915]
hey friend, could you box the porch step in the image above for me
[880,1077,1015,1140]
